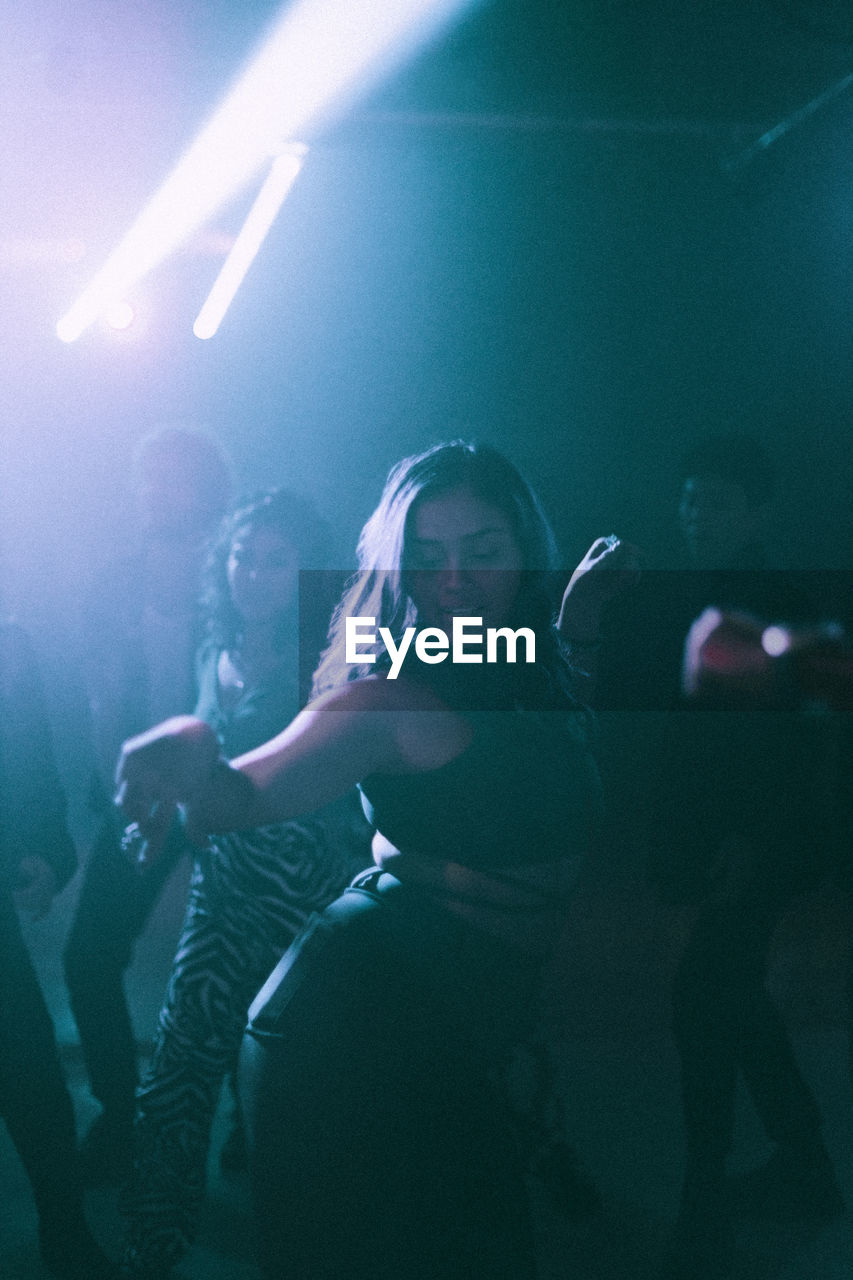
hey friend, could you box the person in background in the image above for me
[0,623,116,1279]
[661,438,841,1279]
[119,489,370,1279]
[64,427,232,1183]
[682,606,853,713]
[561,433,842,1279]
[114,440,608,1280]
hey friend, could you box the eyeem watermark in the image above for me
[345,616,535,679]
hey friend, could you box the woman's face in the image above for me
[227,524,299,623]
[405,485,524,631]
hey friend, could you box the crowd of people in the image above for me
[0,427,849,1280]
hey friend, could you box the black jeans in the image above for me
[63,810,185,1122]
[240,871,540,1280]
[673,885,823,1172]
[0,890,84,1224]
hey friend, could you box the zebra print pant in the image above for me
[120,806,369,1273]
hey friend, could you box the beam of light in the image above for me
[56,0,479,344]
[193,146,306,340]
[722,72,853,175]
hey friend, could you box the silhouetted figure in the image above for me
[684,604,853,1162]
[0,624,116,1279]
[573,434,841,1279]
[662,440,842,1279]
[63,427,232,1184]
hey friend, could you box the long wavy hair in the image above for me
[311,441,572,704]
[202,488,332,655]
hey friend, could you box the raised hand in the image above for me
[557,535,642,643]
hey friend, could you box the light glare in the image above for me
[761,626,791,658]
[194,148,306,340]
[56,0,478,343]
[105,300,135,331]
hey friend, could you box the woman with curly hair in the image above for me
[119,490,368,1279]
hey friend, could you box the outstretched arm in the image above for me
[115,677,470,862]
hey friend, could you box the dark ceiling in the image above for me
[362,0,853,149]
[9,0,851,226]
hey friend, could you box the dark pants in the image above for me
[63,811,185,1122]
[0,890,84,1225]
[240,871,540,1280]
[673,886,823,1172]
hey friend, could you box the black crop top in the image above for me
[359,709,601,870]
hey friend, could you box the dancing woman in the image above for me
[117,442,616,1280]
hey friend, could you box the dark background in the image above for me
[1,7,851,1274]
[1,0,851,714]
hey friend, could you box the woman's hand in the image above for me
[681,608,770,703]
[682,607,853,710]
[114,716,220,862]
[557,535,641,643]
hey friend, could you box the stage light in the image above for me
[104,300,135,331]
[194,146,306,340]
[761,626,791,658]
[56,0,478,343]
